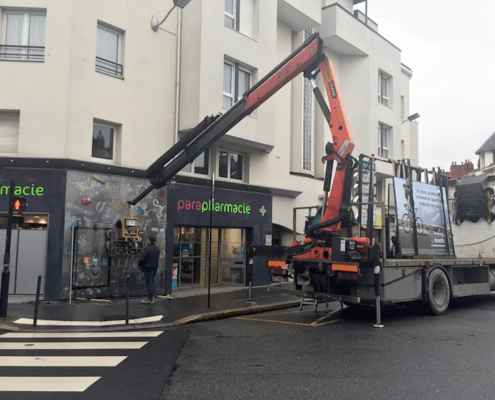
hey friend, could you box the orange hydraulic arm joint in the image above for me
[305,57,356,237]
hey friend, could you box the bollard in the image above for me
[125,274,130,325]
[33,275,42,327]
[373,265,384,328]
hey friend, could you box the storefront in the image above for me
[0,166,274,300]
[166,182,273,289]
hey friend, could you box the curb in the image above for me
[0,300,301,333]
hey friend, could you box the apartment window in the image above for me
[219,150,244,180]
[378,71,390,106]
[0,111,20,153]
[223,61,251,109]
[92,122,116,161]
[378,123,389,158]
[302,29,314,172]
[181,151,209,175]
[1,10,46,61]
[224,0,255,37]
[96,22,123,78]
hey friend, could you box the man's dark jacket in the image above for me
[138,243,160,271]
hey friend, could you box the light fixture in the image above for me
[402,113,420,124]
[151,0,192,32]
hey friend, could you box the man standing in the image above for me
[138,235,160,304]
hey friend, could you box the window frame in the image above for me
[378,123,389,158]
[95,22,124,79]
[223,60,252,110]
[224,0,238,30]
[1,9,46,62]
[92,121,117,162]
[181,150,210,176]
[378,71,390,106]
[218,149,244,181]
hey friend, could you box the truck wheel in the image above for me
[427,269,450,315]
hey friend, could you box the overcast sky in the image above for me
[354,0,495,170]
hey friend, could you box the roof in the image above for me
[476,131,495,154]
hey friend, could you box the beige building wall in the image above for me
[0,0,178,169]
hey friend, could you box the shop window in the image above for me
[181,150,209,175]
[219,150,244,181]
[223,60,251,109]
[0,110,19,153]
[1,9,46,61]
[96,22,124,78]
[92,120,120,162]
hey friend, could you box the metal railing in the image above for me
[95,56,123,78]
[0,44,45,61]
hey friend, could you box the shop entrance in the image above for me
[219,228,246,284]
[172,226,246,288]
[0,214,48,295]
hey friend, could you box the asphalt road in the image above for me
[2,294,495,399]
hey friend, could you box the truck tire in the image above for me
[427,269,450,315]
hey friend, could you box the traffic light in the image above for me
[11,196,28,214]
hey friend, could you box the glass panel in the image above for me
[28,14,46,60]
[223,95,232,109]
[96,26,118,63]
[225,0,234,14]
[5,14,24,59]
[230,153,243,180]
[92,124,114,160]
[223,63,232,93]
[381,127,388,147]
[194,151,209,175]
[237,69,250,97]
[219,151,228,178]
[224,15,234,28]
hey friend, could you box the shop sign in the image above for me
[0,184,45,197]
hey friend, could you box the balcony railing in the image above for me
[95,56,123,78]
[0,44,45,61]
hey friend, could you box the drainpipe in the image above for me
[174,7,182,143]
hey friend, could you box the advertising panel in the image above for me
[394,177,451,256]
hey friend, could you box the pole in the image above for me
[207,174,215,308]
[69,224,75,305]
[126,274,130,325]
[0,180,15,317]
[33,275,42,327]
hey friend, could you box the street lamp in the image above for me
[151,0,192,31]
[401,113,420,124]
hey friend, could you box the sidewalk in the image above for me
[0,283,301,332]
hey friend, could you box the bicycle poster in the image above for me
[393,177,451,256]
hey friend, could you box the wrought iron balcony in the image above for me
[0,44,45,61]
[95,56,124,78]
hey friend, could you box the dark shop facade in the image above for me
[0,163,273,301]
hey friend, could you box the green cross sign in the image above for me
[259,205,267,216]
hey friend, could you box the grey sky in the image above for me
[355,0,495,170]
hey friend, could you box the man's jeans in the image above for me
[143,270,157,300]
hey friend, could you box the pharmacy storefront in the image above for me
[165,183,273,289]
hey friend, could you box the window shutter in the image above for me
[0,111,20,153]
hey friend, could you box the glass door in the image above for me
[219,228,246,284]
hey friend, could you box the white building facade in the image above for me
[0,0,418,299]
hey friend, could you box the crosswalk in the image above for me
[0,330,163,392]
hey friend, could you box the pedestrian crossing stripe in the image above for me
[0,356,127,367]
[0,331,163,338]
[0,330,164,392]
[0,341,148,350]
[0,377,101,392]
[13,315,163,326]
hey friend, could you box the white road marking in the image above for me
[0,356,127,367]
[0,341,148,350]
[0,377,101,392]
[0,331,163,338]
[13,315,163,326]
